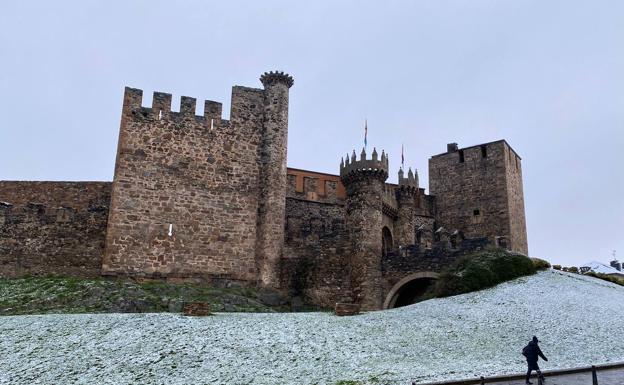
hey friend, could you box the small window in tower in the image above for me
[472,208,483,224]
[515,156,519,170]
[459,150,465,163]
[481,145,487,158]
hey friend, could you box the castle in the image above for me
[0,71,528,310]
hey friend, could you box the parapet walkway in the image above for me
[419,362,624,385]
[486,366,624,385]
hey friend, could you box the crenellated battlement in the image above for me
[383,184,398,203]
[382,184,398,218]
[398,167,419,188]
[396,167,419,201]
[122,87,226,127]
[260,71,294,88]
[340,147,389,183]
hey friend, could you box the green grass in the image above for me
[0,251,548,316]
[429,249,537,298]
[586,271,624,286]
[531,257,551,270]
[0,276,287,315]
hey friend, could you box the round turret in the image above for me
[340,147,389,185]
[260,71,294,89]
[256,70,294,288]
[339,146,388,310]
[398,167,419,188]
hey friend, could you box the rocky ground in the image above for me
[2,270,624,385]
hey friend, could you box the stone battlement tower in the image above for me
[102,71,294,287]
[428,141,528,254]
[395,168,419,247]
[340,148,389,310]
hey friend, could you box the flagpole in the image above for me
[364,119,368,150]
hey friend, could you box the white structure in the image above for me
[579,261,624,279]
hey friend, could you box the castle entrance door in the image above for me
[383,272,439,309]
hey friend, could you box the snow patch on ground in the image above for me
[2,271,624,385]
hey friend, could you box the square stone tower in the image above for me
[102,71,293,286]
[428,140,528,255]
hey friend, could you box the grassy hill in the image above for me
[0,276,290,315]
[3,270,624,385]
[0,249,543,315]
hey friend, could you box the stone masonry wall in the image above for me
[414,215,436,248]
[281,197,350,308]
[282,170,350,307]
[394,186,418,246]
[102,86,266,281]
[0,181,111,277]
[282,169,442,309]
[429,140,527,253]
[504,145,529,255]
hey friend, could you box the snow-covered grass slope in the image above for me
[2,270,624,385]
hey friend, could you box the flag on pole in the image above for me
[364,119,368,149]
[401,143,404,169]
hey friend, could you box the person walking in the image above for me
[522,336,548,384]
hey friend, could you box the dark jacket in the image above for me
[523,341,547,364]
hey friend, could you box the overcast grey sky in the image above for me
[1,1,622,266]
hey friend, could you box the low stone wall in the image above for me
[0,181,111,278]
[182,302,211,316]
[334,302,360,316]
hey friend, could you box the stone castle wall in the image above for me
[0,72,529,310]
[281,169,348,307]
[504,145,528,255]
[102,86,267,281]
[282,197,350,307]
[0,181,111,277]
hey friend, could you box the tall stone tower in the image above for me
[428,140,528,255]
[256,71,294,287]
[340,148,388,310]
[102,70,294,286]
[395,168,419,247]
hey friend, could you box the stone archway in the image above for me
[383,271,439,309]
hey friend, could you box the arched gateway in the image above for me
[383,271,439,309]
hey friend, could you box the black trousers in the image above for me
[526,362,542,383]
